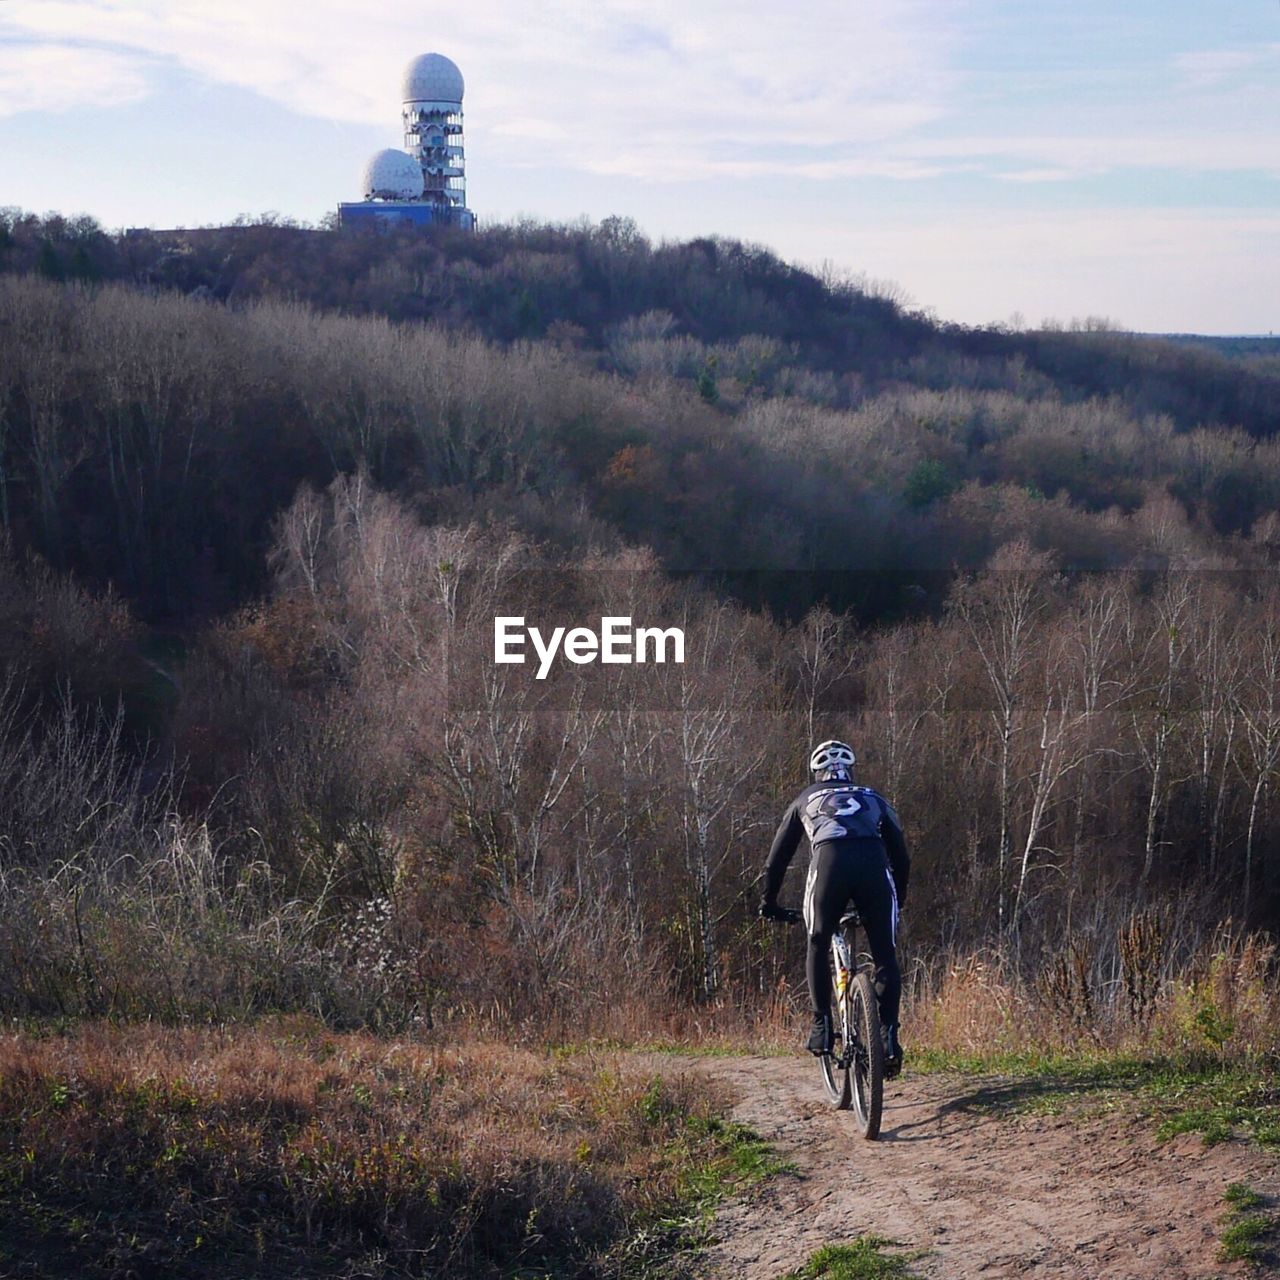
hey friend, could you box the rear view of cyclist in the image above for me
[759,739,909,1076]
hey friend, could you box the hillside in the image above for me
[3,203,1280,1278]
[7,211,1279,435]
[4,211,1280,625]
[0,206,1278,1007]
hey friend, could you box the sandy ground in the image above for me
[665,1054,1279,1280]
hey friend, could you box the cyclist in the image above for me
[758,739,909,1076]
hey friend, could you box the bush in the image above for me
[902,458,958,508]
[0,1024,733,1278]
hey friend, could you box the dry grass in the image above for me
[903,921,1280,1063]
[530,920,1280,1067]
[500,975,802,1056]
[0,1020,735,1279]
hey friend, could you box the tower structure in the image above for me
[401,53,469,218]
[339,52,474,231]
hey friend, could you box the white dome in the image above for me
[402,52,464,103]
[362,149,423,200]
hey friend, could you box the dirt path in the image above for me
[666,1055,1279,1280]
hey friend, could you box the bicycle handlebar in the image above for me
[759,902,802,925]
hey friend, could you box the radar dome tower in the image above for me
[362,149,424,202]
[401,53,470,222]
[338,51,475,231]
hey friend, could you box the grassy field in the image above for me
[4,926,1279,1280]
[903,1048,1280,1150]
[0,1020,777,1279]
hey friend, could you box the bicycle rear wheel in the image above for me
[849,969,884,1139]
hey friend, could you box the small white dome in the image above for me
[402,52,464,103]
[362,149,423,200]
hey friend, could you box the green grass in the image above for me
[668,1113,793,1205]
[777,1237,925,1279]
[617,1111,793,1277]
[1219,1213,1270,1264]
[1217,1182,1276,1265]
[1224,1182,1266,1211]
[910,1048,1280,1150]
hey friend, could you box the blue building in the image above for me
[338,201,471,231]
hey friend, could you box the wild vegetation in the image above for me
[4,503,1279,1030]
[0,1021,776,1278]
[2,206,1280,1271]
[4,213,1280,620]
[3,208,1280,1008]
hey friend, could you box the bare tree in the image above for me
[1234,587,1280,917]
[860,620,956,800]
[794,605,857,745]
[1059,575,1134,873]
[1186,584,1242,876]
[6,281,80,557]
[1011,620,1095,928]
[1128,574,1194,889]
[668,602,772,999]
[951,542,1055,933]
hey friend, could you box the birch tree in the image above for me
[1186,585,1242,876]
[669,602,771,999]
[1128,574,1194,889]
[952,542,1054,933]
[1235,587,1280,917]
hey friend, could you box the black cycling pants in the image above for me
[803,836,901,1030]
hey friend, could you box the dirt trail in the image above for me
[667,1055,1279,1280]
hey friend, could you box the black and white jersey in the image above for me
[763,780,910,907]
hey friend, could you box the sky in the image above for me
[1,1,1277,333]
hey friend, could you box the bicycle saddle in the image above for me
[839,908,862,929]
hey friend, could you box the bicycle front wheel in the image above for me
[819,939,852,1110]
[818,1036,852,1110]
[849,969,884,1139]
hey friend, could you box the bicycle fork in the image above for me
[831,931,855,1067]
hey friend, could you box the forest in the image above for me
[1,206,1279,1037]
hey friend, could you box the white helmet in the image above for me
[809,739,856,779]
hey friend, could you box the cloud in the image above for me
[995,168,1084,184]
[898,127,1280,180]
[490,118,570,143]
[0,41,150,117]
[884,42,1280,181]
[0,0,965,177]
[3,3,1279,193]
[1173,45,1279,90]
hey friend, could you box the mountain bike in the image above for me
[819,907,884,1138]
[763,904,886,1139]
